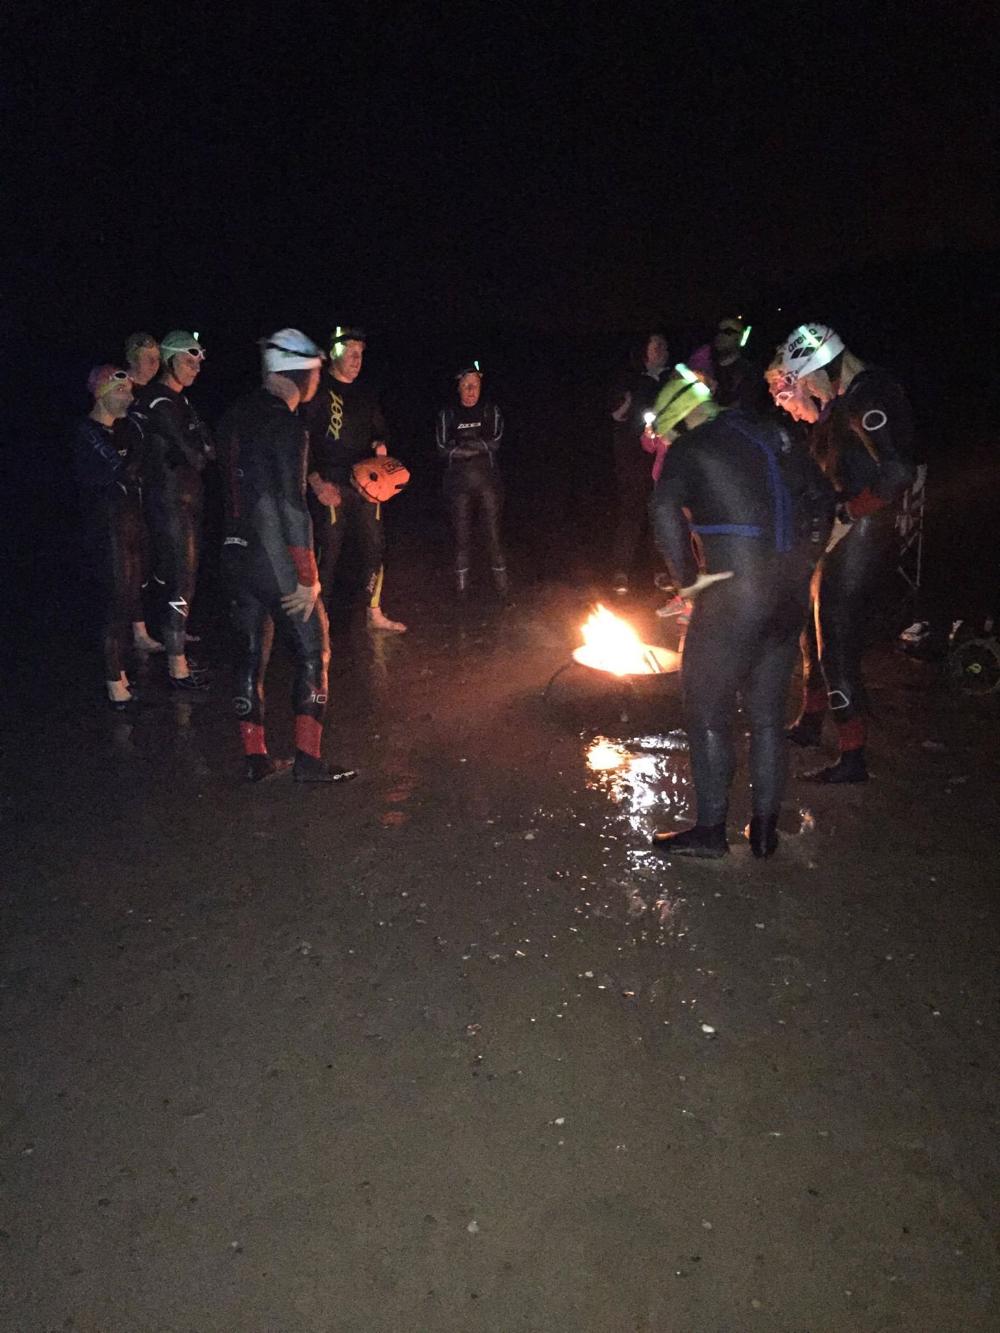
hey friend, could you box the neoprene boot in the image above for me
[748,814,780,858]
[244,755,292,783]
[650,823,729,859]
[293,752,358,784]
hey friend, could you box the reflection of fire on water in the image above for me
[572,604,681,677]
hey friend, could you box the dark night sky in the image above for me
[4,0,996,352]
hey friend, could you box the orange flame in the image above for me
[572,604,680,676]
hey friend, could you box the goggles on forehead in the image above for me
[97,369,133,396]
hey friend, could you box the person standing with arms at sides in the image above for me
[217,330,358,784]
[120,331,165,652]
[768,323,915,784]
[72,366,149,708]
[302,326,406,633]
[608,329,672,595]
[436,361,507,599]
[130,329,213,689]
[124,332,161,387]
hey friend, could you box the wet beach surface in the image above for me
[2,544,998,1332]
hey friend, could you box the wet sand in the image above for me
[2,554,998,1332]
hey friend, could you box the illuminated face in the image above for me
[771,381,819,424]
[105,380,134,418]
[645,335,669,370]
[458,373,482,407]
[129,345,161,385]
[301,365,322,403]
[168,351,202,388]
[332,340,364,382]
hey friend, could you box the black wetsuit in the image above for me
[799,368,916,736]
[72,416,145,682]
[610,364,671,575]
[436,398,505,580]
[217,387,328,748]
[652,409,832,825]
[130,381,212,655]
[302,373,389,607]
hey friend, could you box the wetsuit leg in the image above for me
[611,430,650,576]
[477,467,506,577]
[148,492,201,657]
[745,624,800,818]
[352,492,385,607]
[309,489,346,603]
[815,513,895,724]
[275,594,330,756]
[99,504,130,683]
[446,470,474,577]
[224,545,276,760]
[680,584,748,825]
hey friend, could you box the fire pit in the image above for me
[544,604,681,714]
[571,603,681,677]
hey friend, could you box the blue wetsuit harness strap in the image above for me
[722,420,794,553]
[691,522,763,538]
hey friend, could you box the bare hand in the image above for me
[281,582,321,621]
[317,481,341,507]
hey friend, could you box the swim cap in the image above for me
[652,364,714,434]
[160,330,205,361]
[258,329,325,373]
[774,323,844,383]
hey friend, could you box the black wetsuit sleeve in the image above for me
[481,404,503,454]
[267,416,317,589]
[372,398,389,445]
[845,379,916,513]
[435,407,455,459]
[651,447,699,588]
[73,420,127,494]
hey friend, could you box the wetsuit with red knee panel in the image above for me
[72,416,145,683]
[792,368,916,775]
[130,382,212,655]
[436,399,505,586]
[302,374,388,607]
[217,387,329,762]
[652,410,832,835]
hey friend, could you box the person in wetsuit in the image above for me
[119,332,165,653]
[649,378,833,858]
[608,330,672,594]
[130,329,213,689]
[302,326,405,633]
[768,323,916,783]
[435,362,507,598]
[72,366,146,708]
[217,329,358,784]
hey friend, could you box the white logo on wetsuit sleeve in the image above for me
[861,409,888,432]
